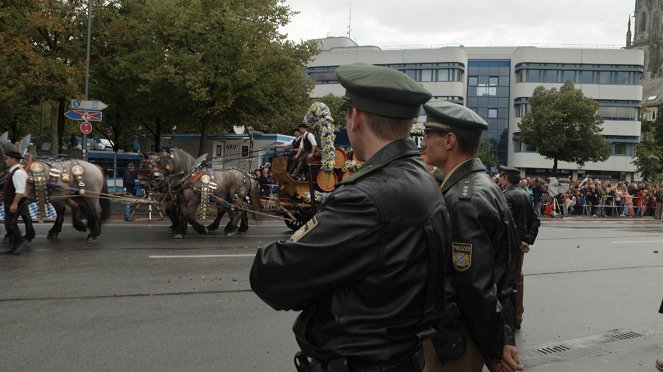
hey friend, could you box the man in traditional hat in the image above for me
[289,123,318,180]
[498,165,540,331]
[420,100,522,372]
[251,63,450,372]
[3,147,30,254]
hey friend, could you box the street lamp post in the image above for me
[82,0,92,160]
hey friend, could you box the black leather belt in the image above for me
[295,348,424,372]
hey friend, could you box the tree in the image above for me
[0,0,85,152]
[477,140,499,170]
[633,112,663,181]
[518,81,611,175]
[316,94,346,129]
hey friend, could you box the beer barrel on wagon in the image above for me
[316,170,337,192]
[333,147,347,169]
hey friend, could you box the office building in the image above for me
[307,37,644,181]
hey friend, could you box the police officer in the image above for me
[251,63,451,372]
[420,100,522,372]
[498,165,540,331]
[3,147,30,254]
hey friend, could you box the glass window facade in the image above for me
[467,60,511,164]
[515,63,642,85]
[305,63,465,84]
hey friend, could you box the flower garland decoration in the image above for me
[341,159,362,173]
[302,191,330,204]
[303,102,336,172]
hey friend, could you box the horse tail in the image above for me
[248,177,262,223]
[100,182,111,221]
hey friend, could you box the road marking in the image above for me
[149,254,255,259]
[612,240,663,244]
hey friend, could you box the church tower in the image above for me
[630,0,663,78]
[627,16,632,48]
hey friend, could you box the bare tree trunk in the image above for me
[50,101,59,156]
[552,158,559,176]
[198,117,212,156]
[154,117,162,151]
[57,99,66,154]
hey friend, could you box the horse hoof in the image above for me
[47,233,58,240]
[173,234,183,239]
[225,231,237,237]
[87,237,97,243]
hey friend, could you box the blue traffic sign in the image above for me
[71,99,108,111]
[64,110,103,122]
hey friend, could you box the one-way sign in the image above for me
[70,99,108,111]
[64,110,103,122]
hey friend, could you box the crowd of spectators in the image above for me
[509,176,663,218]
[253,164,280,200]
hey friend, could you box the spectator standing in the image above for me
[122,163,138,221]
[531,179,543,217]
[654,185,663,219]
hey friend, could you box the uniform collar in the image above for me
[337,138,420,185]
[440,158,486,194]
[9,164,21,172]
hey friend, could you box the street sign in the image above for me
[71,99,108,111]
[64,110,102,122]
[80,121,93,135]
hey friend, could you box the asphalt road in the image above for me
[1,216,662,372]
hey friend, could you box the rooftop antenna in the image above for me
[347,0,352,40]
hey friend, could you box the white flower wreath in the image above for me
[303,102,336,172]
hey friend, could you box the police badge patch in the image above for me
[451,242,472,271]
[291,217,319,242]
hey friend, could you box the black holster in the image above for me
[430,303,466,362]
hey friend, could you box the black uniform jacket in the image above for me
[503,185,540,245]
[440,159,519,363]
[251,139,450,365]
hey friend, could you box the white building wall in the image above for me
[308,39,645,179]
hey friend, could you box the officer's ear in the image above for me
[444,131,457,149]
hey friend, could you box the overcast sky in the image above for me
[280,0,636,48]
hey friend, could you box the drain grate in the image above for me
[537,344,571,354]
[609,330,644,341]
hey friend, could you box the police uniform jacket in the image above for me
[250,139,450,366]
[503,185,540,245]
[441,158,518,363]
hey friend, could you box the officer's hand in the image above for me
[519,241,530,253]
[501,345,524,371]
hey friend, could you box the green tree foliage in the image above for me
[632,112,663,181]
[0,0,82,147]
[316,94,346,129]
[518,81,611,175]
[477,140,499,170]
[0,0,317,154]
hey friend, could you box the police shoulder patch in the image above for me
[459,178,473,200]
[451,242,472,271]
[291,216,319,242]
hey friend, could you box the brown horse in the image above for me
[0,141,110,242]
[140,148,261,238]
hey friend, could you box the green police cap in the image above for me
[423,100,488,140]
[498,165,521,176]
[336,64,432,119]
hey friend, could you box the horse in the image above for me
[0,140,111,242]
[140,148,261,238]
